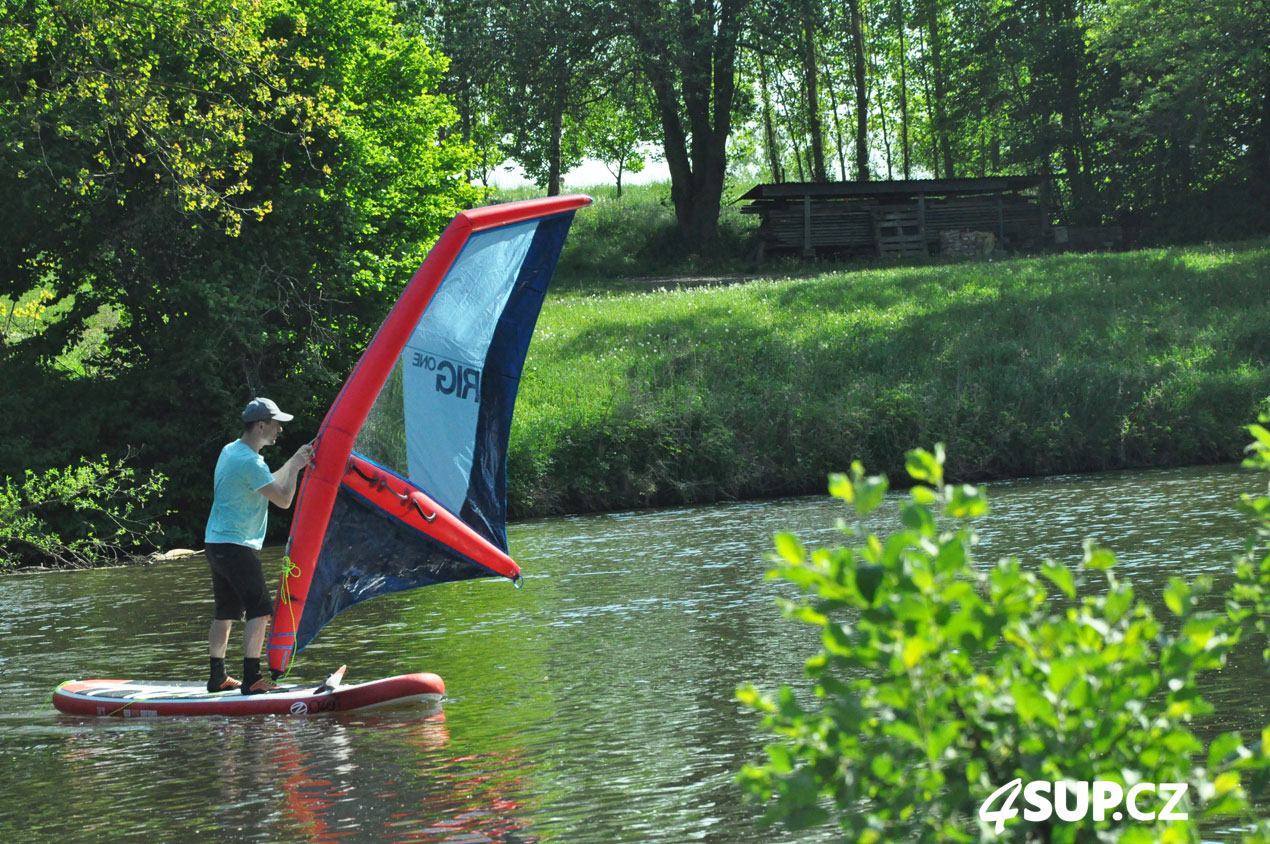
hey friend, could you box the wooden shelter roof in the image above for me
[740,177,1048,201]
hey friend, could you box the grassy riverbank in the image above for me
[506,238,1270,517]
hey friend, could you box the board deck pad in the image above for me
[53,671,444,717]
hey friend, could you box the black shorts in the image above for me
[206,543,274,621]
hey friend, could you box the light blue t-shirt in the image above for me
[204,440,275,549]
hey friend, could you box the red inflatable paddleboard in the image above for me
[53,670,443,717]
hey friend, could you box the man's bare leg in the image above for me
[244,615,269,659]
[209,619,232,658]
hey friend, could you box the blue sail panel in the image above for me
[402,221,538,521]
[461,213,575,550]
[397,215,573,552]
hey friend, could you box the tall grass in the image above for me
[507,239,1270,517]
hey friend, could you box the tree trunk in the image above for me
[773,68,806,180]
[1047,0,1092,220]
[759,51,783,182]
[845,0,869,180]
[821,48,848,179]
[878,83,893,178]
[792,120,807,181]
[458,87,476,182]
[896,0,911,178]
[547,101,564,196]
[614,155,625,198]
[915,25,939,177]
[802,0,827,181]
[925,0,954,179]
[1257,70,1270,183]
[630,0,746,249]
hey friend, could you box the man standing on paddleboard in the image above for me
[204,397,314,694]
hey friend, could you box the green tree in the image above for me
[890,0,913,178]
[842,0,870,180]
[1088,0,1270,229]
[623,0,754,248]
[1,0,475,549]
[739,439,1270,841]
[797,0,828,182]
[409,0,620,196]
[500,0,618,195]
[741,3,801,181]
[0,454,168,569]
[401,0,509,193]
[579,70,660,197]
[745,0,834,182]
[1003,0,1101,217]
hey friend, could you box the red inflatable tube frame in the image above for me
[341,453,519,579]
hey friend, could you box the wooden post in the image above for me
[803,193,814,257]
[918,194,928,251]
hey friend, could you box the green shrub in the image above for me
[0,455,169,569]
[737,422,1270,843]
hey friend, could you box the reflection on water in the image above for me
[0,463,1264,842]
[270,714,542,844]
[27,709,541,843]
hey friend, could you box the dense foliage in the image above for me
[1,0,475,550]
[736,418,1270,842]
[0,453,168,569]
[411,0,1270,245]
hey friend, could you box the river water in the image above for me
[1,463,1266,842]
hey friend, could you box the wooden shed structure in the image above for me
[740,177,1053,258]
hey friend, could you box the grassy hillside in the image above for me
[507,237,1270,517]
[490,182,761,287]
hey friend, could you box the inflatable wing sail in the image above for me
[268,195,591,676]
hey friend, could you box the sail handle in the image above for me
[345,460,438,522]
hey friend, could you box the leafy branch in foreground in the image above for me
[0,454,169,570]
[738,430,1270,843]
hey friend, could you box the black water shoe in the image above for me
[207,675,242,693]
[242,677,283,695]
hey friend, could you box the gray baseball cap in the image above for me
[242,397,295,423]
